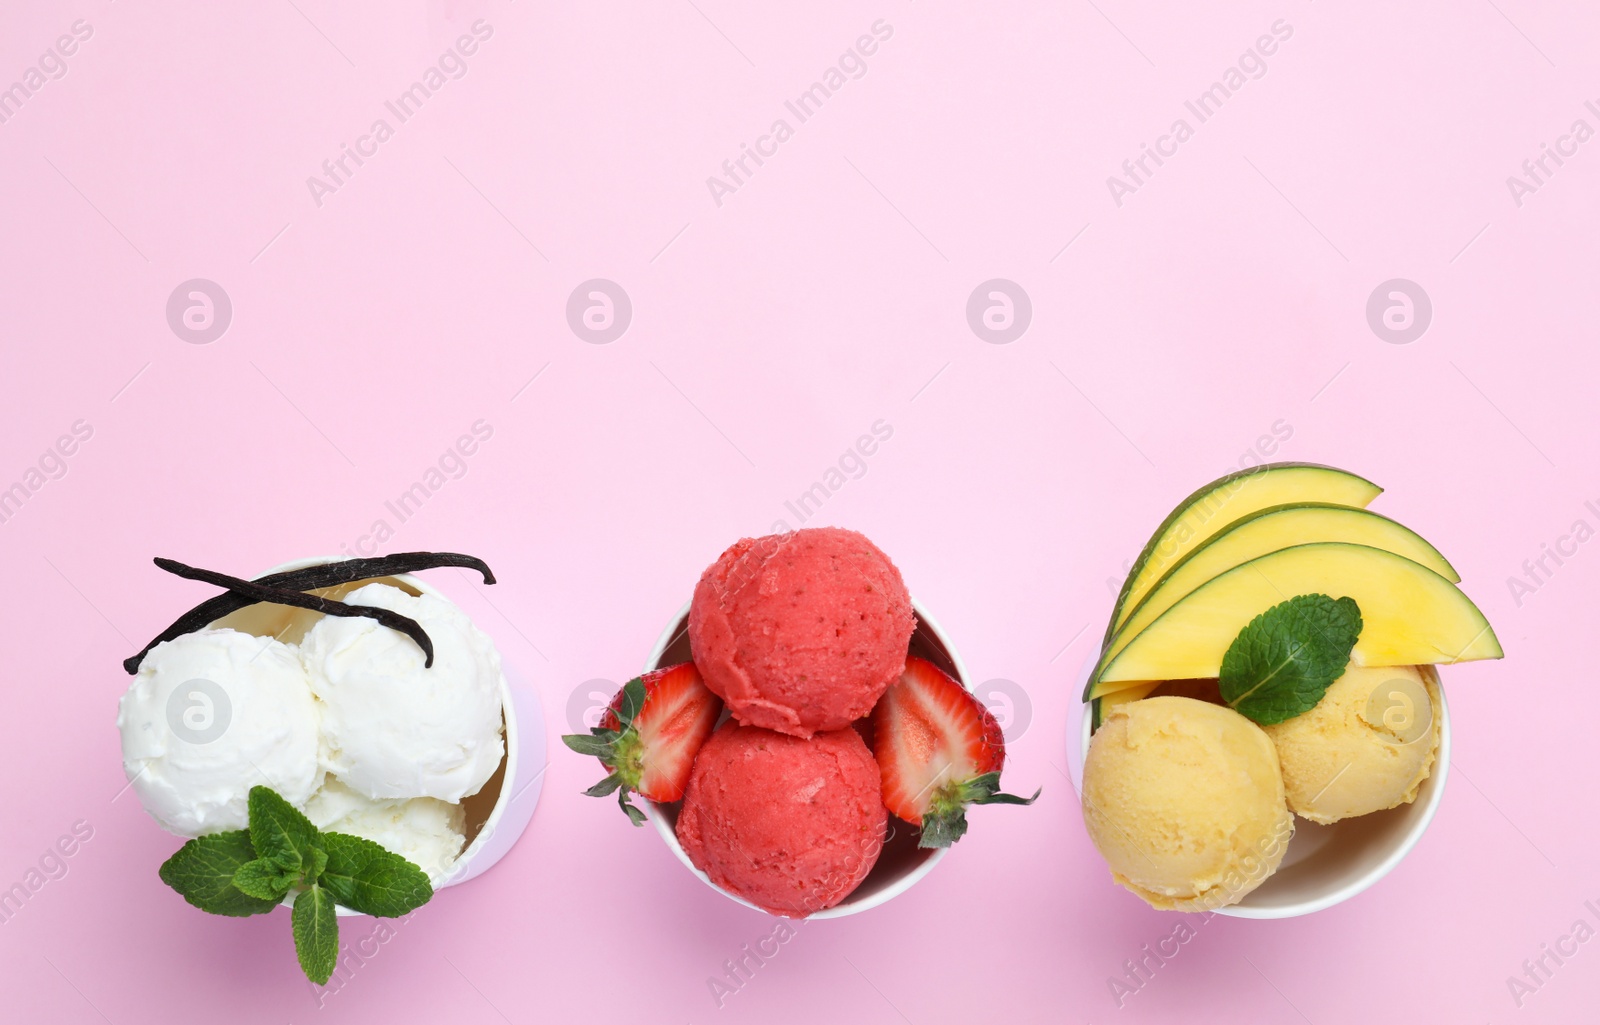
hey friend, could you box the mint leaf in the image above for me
[1219,594,1363,725]
[248,786,321,874]
[232,857,294,901]
[159,831,279,917]
[319,833,433,917]
[302,845,328,886]
[292,884,339,985]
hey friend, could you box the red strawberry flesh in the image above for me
[872,656,1035,847]
[601,662,723,802]
[562,662,723,823]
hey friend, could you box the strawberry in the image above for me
[561,662,723,825]
[872,656,1039,848]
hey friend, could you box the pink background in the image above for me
[2,1,1596,1022]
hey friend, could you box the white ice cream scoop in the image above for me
[304,777,467,881]
[302,583,505,802]
[117,628,323,836]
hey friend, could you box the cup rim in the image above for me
[642,596,962,920]
[1070,654,1450,919]
[247,556,521,912]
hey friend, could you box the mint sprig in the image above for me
[1219,594,1363,725]
[158,785,436,985]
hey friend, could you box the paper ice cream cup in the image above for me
[1068,654,1449,919]
[644,597,965,919]
[214,556,546,916]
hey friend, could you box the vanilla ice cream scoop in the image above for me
[117,628,323,836]
[1264,664,1441,824]
[304,777,467,880]
[1083,696,1293,911]
[301,583,504,802]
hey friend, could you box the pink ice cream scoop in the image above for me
[688,527,914,738]
[676,722,887,917]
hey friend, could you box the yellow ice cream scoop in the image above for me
[1082,696,1293,911]
[1264,664,1441,824]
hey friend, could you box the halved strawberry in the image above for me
[561,662,723,825]
[872,656,1039,848]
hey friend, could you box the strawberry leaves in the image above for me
[917,771,1040,849]
[874,657,1040,849]
[562,666,722,826]
[614,789,648,826]
[562,676,650,826]
[613,675,646,725]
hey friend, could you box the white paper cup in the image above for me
[1067,653,1449,919]
[642,597,963,919]
[214,556,545,915]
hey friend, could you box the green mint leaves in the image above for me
[158,830,281,917]
[248,787,321,877]
[319,833,434,917]
[158,785,435,985]
[292,884,339,984]
[561,675,650,827]
[231,857,295,901]
[1219,594,1363,725]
